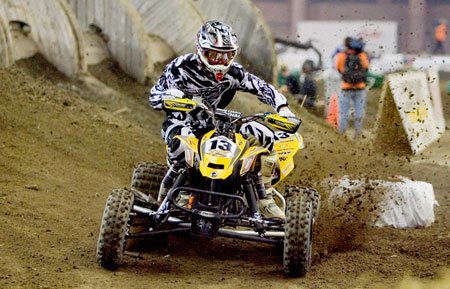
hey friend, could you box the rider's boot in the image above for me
[258,153,286,220]
[157,164,179,204]
[157,163,189,206]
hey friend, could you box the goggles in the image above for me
[204,49,236,66]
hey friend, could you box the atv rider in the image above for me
[149,20,297,220]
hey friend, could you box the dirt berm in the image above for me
[0,55,449,288]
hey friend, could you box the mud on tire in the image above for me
[285,185,320,220]
[283,186,316,277]
[96,188,134,270]
[129,162,168,249]
[130,162,167,202]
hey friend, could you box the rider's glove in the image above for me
[161,88,184,100]
[150,88,184,110]
[278,106,296,118]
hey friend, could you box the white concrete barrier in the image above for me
[328,176,437,229]
[0,0,86,76]
[1,0,277,83]
[0,16,13,68]
[67,0,152,83]
[369,54,450,74]
[412,56,450,73]
[132,0,204,56]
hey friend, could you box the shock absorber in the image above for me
[253,173,267,200]
[244,178,259,218]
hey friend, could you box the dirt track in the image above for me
[0,56,449,289]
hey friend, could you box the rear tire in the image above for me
[283,186,315,277]
[129,162,168,250]
[96,188,134,270]
[130,162,167,202]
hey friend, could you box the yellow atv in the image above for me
[96,99,320,277]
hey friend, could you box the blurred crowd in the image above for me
[277,60,317,110]
[278,36,371,140]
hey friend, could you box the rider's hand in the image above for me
[278,106,296,118]
[150,89,184,110]
[161,88,184,100]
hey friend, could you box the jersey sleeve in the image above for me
[149,56,186,110]
[233,64,288,112]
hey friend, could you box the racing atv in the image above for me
[96,98,320,277]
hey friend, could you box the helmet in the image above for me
[196,20,239,81]
[348,37,365,52]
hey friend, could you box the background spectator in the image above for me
[293,59,317,108]
[331,37,352,70]
[433,19,447,54]
[335,37,370,139]
[277,64,290,94]
[286,60,317,108]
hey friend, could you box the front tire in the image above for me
[283,186,315,277]
[96,188,134,270]
[285,185,320,221]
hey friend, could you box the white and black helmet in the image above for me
[196,20,239,81]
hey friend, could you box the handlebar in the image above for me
[162,98,301,134]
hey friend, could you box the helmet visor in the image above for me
[204,49,236,66]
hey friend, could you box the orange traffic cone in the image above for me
[326,93,339,128]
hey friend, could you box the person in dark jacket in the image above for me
[286,60,317,108]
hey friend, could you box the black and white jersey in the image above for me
[149,53,288,123]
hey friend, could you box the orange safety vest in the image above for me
[335,50,370,90]
[435,23,447,42]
